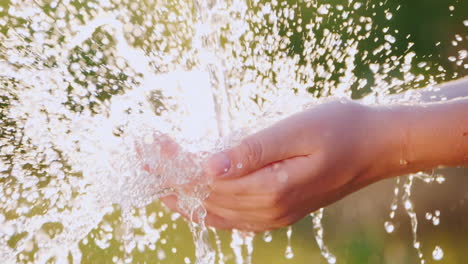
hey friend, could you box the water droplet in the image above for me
[385,34,396,44]
[157,249,166,260]
[417,62,427,68]
[432,246,444,261]
[277,171,288,183]
[369,63,380,73]
[236,163,243,169]
[70,62,81,72]
[404,200,412,210]
[385,12,393,20]
[263,231,272,243]
[459,50,467,59]
[384,221,395,233]
[317,5,329,15]
[425,212,432,220]
[436,175,445,184]
[327,255,337,264]
[285,246,294,259]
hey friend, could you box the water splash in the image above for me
[0,0,465,263]
[402,175,424,263]
[311,209,336,264]
[432,245,444,261]
[285,226,294,259]
[385,171,448,263]
[211,227,225,264]
[385,177,401,234]
[180,196,215,264]
[230,230,254,264]
[262,231,272,243]
[425,210,441,226]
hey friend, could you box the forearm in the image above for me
[404,97,468,169]
[382,97,468,178]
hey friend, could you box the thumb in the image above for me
[206,113,310,178]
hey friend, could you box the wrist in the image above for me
[363,104,412,181]
[373,99,468,179]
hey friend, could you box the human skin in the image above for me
[161,77,468,232]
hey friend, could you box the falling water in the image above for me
[0,0,466,263]
[284,226,293,259]
[311,209,336,264]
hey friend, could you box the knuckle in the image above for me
[240,137,264,168]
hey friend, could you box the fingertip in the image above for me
[159,137,180,158]
[205,152,231,177]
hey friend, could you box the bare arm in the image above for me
[382,77,468,177]
[162,77,468,231]
[385,90,468,179]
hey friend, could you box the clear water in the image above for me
[0,0,466,263]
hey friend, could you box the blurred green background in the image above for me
[1,0,467,263]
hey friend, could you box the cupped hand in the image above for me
[159,80,468,232]
[160,100,405,231]
[196,100,404,231]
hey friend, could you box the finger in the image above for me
[210,155,320,195]
[204,199,273,223]
[205,112,314,179]
[160,195,235,230]
[216,205,308,232]
[136,133,180,174]
[207,169,378,227]
[205,191,275,210]
[204,198,305,228]
[155,134,180,159]
[205,191,334,232]
[136,133,179,158]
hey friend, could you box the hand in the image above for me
[159,80,468,232]
[195,100,403,232]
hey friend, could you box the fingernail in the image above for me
[207,152,231,176]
